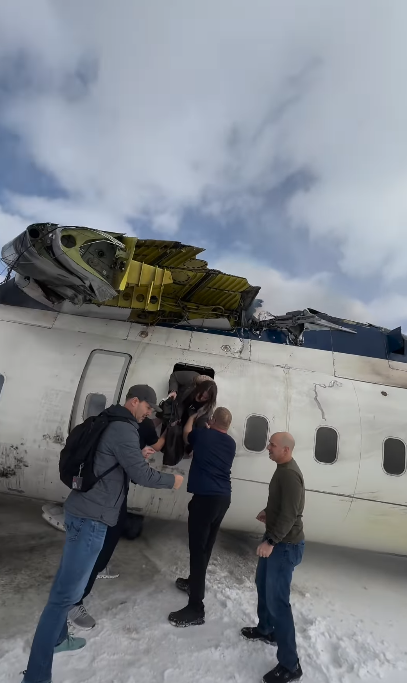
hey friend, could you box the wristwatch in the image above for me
[265,537,275,547]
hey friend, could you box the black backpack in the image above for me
[59,411,130,492]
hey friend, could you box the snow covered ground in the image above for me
[0,495,406,683]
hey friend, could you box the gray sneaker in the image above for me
[68,604,96,631]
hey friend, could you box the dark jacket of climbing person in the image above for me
[168,370,217,428]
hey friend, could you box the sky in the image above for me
[1,0,407,329]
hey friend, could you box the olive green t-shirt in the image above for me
[265,458,305,544]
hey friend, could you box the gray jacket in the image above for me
[64,404,175,526]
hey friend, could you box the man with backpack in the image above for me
[22,385,182,683]
[68,415,167,630]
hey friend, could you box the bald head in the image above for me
[210,407,232,432]
[268,431,295,464]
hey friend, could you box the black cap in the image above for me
[126,385,159,411]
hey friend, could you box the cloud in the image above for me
[2,1,407,327]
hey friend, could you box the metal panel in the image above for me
[217,359,288,484]
[189,331,250,360]
[0,304,57,328]
[127,324,193,350]
[353,382,407,506]
[287,369,361,498]
[251,340,334,375]
[54,313,131,340]
[334,352,407,389]
[70,350,131,429]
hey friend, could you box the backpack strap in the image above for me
[94,463,120,483]
[93,414,135,485]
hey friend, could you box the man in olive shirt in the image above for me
[241,432,305,683]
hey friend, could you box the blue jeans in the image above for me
[23,512,107,683]
[256,541,305,672]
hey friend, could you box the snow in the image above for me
[1,495,407,683]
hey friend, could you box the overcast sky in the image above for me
[1,0,407,329]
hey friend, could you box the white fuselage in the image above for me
[1,304,407,555]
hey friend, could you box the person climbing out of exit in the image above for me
[157,370,218,465]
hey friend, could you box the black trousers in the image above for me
[188,494,231,612]
[75,499,127,606]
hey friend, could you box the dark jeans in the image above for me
[75,499,127,606]
[188,494,231,612]
[23,512,107,683]
[256,540,305,672]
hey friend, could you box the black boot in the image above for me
[168,604,205,628]
[263,661,303,682]
[175,577,190,594]
[241,626,276,645]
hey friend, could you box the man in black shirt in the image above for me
[168,407,236,628]
[68,417,165,630]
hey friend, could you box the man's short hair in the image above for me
[213,407,232,430]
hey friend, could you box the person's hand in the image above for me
[256,541,273,558]
[142,446,155,459]
[168,391,177,400]
[173,474,184,489]
[256,509,266,524]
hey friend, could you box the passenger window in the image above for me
[315,426,338,464]
[383,438,406,476]
[83,393,107,420]
[244,415,269,452]
[0,374,4,394]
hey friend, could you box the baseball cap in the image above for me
[126,385,159,411]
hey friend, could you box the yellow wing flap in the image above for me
[101,238,259,325]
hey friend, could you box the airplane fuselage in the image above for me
[1,304,407,555]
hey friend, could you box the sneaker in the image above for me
[175,577,190,594]
[68,604,96,631]
[263,661,303,682]
[96,565,119,579]
[241,626,276,645]
[54,634,86,654]
[168,605,205,628]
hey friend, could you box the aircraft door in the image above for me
[70,349,132,429]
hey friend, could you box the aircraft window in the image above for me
[83,393,107,420]
[383,438,406,476]
[315,426,338,464]
[0,374,4,394]
[172,362,215,379]
[244,414,269,452]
